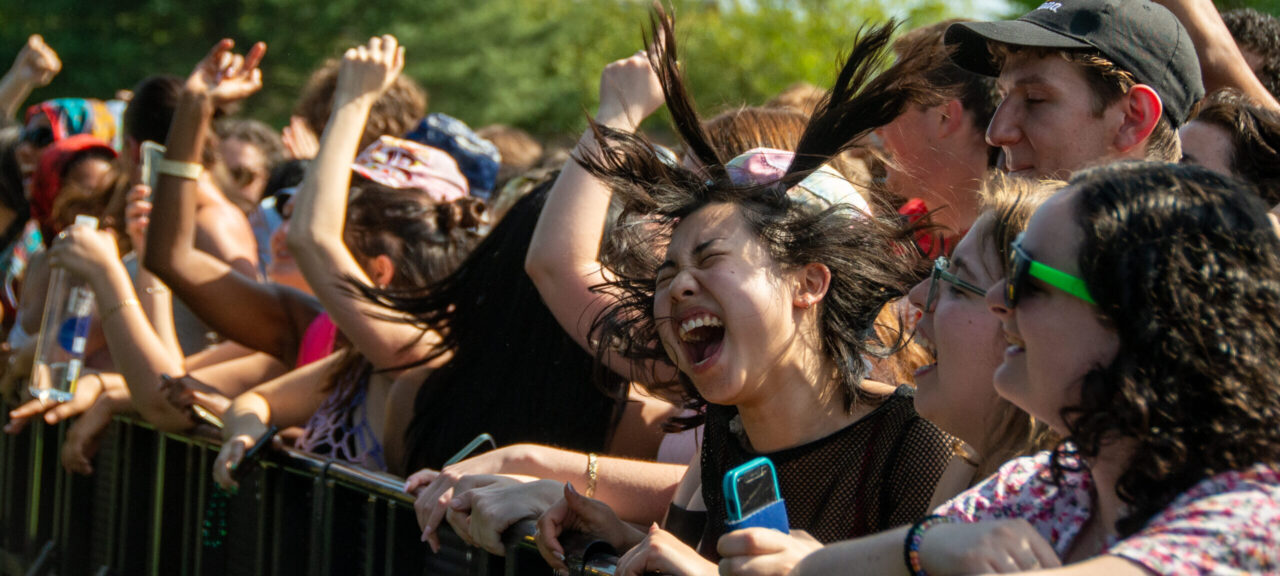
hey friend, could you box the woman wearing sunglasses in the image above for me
[772,162,1280,575]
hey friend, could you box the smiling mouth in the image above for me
[679,313,725,367]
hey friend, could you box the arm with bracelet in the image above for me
[143,39,321,367]
[45,225,193,431]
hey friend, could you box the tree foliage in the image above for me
[2,0,975,137]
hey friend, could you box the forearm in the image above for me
[222,391,272,444]
[790,528,909,576]
[1156,0,1280,109]
[92,264,189,431]
[136,268,182,362]
[525,114,635,353]
[512,444,685,525]
[0,71,36,121]
[145,90,212,278]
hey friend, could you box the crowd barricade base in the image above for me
[0,405,620,576]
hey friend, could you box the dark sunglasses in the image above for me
[924,256,987,313]
[1006,233,1095,307]
[20,125,54,148]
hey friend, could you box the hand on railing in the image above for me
[535,482,643,573]
[614,523,717,576]
[444,477,563,556]
[405,445,524,551]
[4,372,107,434]
[715,527,823,576]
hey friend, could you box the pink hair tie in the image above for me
[352,136,469,203]
[725,147,872,217]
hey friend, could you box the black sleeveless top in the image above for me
[695,386,954,560]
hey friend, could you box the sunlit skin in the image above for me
[985,187,1119,434]
[905,215,1006,450]
[987,52,1126,180]
[1179,120,1236,177]
[878,102,988,230]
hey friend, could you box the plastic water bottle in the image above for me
[29,215,99,403]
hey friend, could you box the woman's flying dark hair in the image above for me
[355,178,627,471]
[579,7,940,418]
[1060,161,1280,537]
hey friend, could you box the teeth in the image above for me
[679,313,724,342]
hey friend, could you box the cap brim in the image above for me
[945,20,1092,77]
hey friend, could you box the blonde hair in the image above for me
[970,172,1063,478]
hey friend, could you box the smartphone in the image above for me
[140,140,166,191]
[231,425,279,482]
[722,457,789,533]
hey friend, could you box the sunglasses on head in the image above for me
[924,256,987,313]
[1006,232,1095,307]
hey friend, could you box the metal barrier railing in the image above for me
[0,407,619,576]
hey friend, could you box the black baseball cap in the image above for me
[944,0,1204,126]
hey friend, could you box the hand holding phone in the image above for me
[723,457,789,534]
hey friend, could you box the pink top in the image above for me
[933,449,1280,575]
[296,312,338,368]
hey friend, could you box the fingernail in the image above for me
[449,497,463,509]
[566,482,577,494]
[554,552,565,562]
[420,528,429,542]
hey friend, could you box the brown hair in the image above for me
[765,82,826,115]
[989,45,1181,163]
[971,172,1063,478]
[294,60,428,151]
[1190,88,1280,205]
[896,19,999,163]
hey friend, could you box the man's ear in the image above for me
[793,262,832,309]
[1114,84,1162,154]
[935,99,968,140]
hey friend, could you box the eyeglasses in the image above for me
[924,256,987,313]
[1006,233,1095,307]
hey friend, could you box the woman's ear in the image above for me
[368,254,396,288]
[793,262,832,309]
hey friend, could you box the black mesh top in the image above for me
[696,386,955,560]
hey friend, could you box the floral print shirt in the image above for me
[933,449,1280,575]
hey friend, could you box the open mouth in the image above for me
[678,313,725,368]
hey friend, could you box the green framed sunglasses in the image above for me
[924,256,987,313]
[1006,233,1095,306]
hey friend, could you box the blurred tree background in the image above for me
[3,0,1274,139]
[1,0,969,138]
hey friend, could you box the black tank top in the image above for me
[695,386,954,560]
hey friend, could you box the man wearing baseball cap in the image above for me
[944,0,1205,179]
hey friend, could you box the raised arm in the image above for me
[46,225,191,431]
[1155,0,1280,110]
[286,35,428,371]
[0,35,60,121]
[144,40,318,365]
[524,52,665,380]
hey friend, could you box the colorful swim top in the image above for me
[296,363,387,472]
[296,312,338,368]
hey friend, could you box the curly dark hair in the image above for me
[579,8,936,418]
[1222,8,1280,100]
[1059,161,1280,537]
[1189,88,1280,205]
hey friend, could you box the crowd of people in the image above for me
[2,0,1279,573]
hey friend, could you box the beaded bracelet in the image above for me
[903,514,953,576]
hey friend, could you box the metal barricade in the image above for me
[0,408,619,576]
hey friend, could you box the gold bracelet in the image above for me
[100,298,141,323]
[585,452,599,498]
